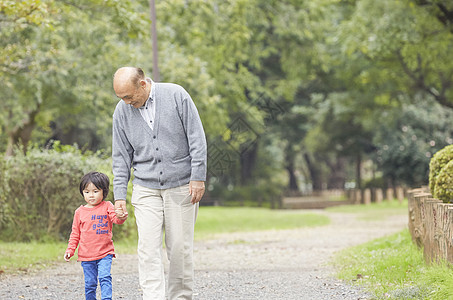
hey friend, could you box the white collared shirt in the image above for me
[139,78,156,130]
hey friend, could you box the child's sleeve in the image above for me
[107,201,126,225]
[65,209,81,257]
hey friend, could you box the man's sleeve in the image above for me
[112,109,134,201]
[179,89,207,181]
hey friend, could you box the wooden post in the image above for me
[408,192,432,248]
[386,188,394,202]
[396,187,405,203]
[355,189,361,204]
[436,203,453,264]
[364,188,371,205]
[407,188,422,245]
[375,188,383,204]
[423,199,443,264]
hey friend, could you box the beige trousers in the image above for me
[131,184,198,300]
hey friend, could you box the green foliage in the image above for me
[429,144,453,196]
[374,100,453,187]
[0,0,148,153]
[0,146,110,241]
[433,159,453,203]
[2,0,453,206]
[363,177,387,190]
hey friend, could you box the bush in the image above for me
[0,146,111,241]
[429,145,453,194]
[433,159,453,203]
[208,181,284,208]
[363,177,387,190]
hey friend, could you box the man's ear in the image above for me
[140,79,147,88]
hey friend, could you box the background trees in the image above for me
[1,0,453,206]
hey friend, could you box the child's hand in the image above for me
[64,252,72,262]
[114,200,129,220]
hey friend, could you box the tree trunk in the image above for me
[239,142,258,185]
[149,0,160,81]
[6,106,40,156]
[326,157,346,189]
[355,153,363,203]
[355,153,362,190]
[285,146,299,191]
[303,153,323,191]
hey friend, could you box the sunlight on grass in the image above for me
[194,207,330,240]
[115,239,138,254]
[327,199,408,221]
[333,230,453,300]
[0,242,67,273]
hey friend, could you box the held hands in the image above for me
[114,200,129,220]
[189,180,205,204]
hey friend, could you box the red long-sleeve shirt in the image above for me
[66,201,125,262]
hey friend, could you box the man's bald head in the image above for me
[113,67,150,108]
[113,67,145,90]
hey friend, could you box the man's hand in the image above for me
[189,181,205,204]
[114,200,129,220]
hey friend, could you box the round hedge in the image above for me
[433,159,453,203]
[429,144,453,194]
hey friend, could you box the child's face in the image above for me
[82,182,104,208]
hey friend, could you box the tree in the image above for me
[0,0,148,155]
[338,0,453,108]
[374,97,453,187]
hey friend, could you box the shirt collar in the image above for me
[140,78,155,109]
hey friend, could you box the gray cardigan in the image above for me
[112,82,207,201]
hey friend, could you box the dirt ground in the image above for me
[0,209,408,299]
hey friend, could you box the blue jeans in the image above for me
[81,254,113,300]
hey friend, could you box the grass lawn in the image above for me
[0,242,67,274]
[333,230,453,300]
[0,206,329,274]
[194,206,330,240]
[327,199,408,221]
[331,200,453,300]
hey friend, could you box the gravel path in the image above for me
[0,209,407,300]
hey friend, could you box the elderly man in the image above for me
[112,67,207,299]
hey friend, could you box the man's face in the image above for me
[115,80,148,108]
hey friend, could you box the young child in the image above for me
[64,171,128,300]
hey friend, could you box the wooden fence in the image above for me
[345,186,406,204]
[408,188,453,264]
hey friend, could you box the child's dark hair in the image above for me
[79,172,110,200]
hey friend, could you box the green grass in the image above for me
[327,199,408,221]
[194,206,330,240]
[0,242,67,273]
[0,206,329,274]
[333,229,453,299]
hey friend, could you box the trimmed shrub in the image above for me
[0,147,110,241]
[433,159,453,203]
[429,145,453,194]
